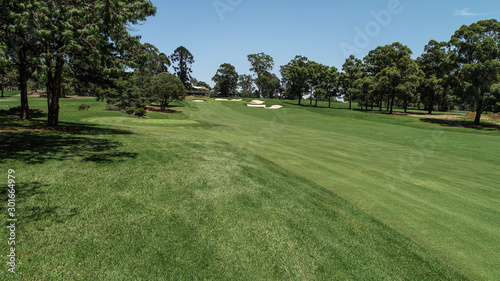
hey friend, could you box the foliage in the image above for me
[134,107,147,117]
[259,71,281,98]
[150,72,186,111]
[449,19,500,124]
[143,43,170,74]
[0,63,18,97]
[105,103,120,111]
[248,52,274,96]
[363,42,421,113]
[280,55,310,104]
[1,0,156,126]
[238,74,255,97]
[212,63,239,97]
[416,40,453,113]
[341,55,364,109]
[171,46,195,89]
[103,73,150,110]
[307,61,330,106]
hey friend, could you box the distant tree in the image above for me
[171,46,195,89]
[238,74,255,97]
[104,73,149,110]
[307,61,329,106]
[212,63,239,97]
[352,76,375,111]
[143,43,170,75]
[280,55,310,105]
[316,66,340,108]
[151,72,186,111]
[196,81,211,90]
[260,72,281,98]
[341,55,364,109]
[364,42,420,114]
[416,40,452,114]
[0,63,18,97]
[449,19,500,125]
[248,52,274,97]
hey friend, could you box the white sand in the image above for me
[265,105,283,109]
[216,98,243,101]
[250,100,266,104]
[192,100,205,102]
[247,104,267,108]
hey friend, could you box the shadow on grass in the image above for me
[420,118,500,131]
[1,182,79,227]
[282,101,351,110]
[0,118,138,164]
[0,107,47,118]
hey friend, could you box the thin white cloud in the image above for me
[454,8,486,16]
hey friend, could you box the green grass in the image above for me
[1,95,498,280]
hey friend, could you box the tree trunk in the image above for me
[349,99,352,110]
[474,98,483,125]
[46,56,64,127]
[403,94,408,113]
[315,97,318,107]
[328,97,331,108]
[19,48,31,120]
[386,96,390,111]
[389,96,394,114]
[428,93,434,114]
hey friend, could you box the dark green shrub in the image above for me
[125,107,136,115]
[105,103,120,111]
[134,107,147,117]
[78,104,91,110]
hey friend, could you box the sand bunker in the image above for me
[215,98,243,101]
[246,100,283,109]
[265,105,283,109]
[192,100,205,102]
[250,100,266,104]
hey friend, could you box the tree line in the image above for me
[1,3,499,126]
[214,19,500,125]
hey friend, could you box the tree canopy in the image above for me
[150,72,186,111]
[449,19,500,124]
[212,63,239,97]
[1,0,157,126]
[248,52,274,97]
[171,46,195,89]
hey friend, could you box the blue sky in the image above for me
[133,0,500,86]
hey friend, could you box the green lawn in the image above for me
[1,95,498,280]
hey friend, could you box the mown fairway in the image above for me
[1,95,499,280]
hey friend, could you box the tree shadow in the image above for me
[0,108,47,118]
[0,120,138,164]
[0,182,46,204]
[420,118,500,131]
[282,101,350,109]
[1,182,79,227]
